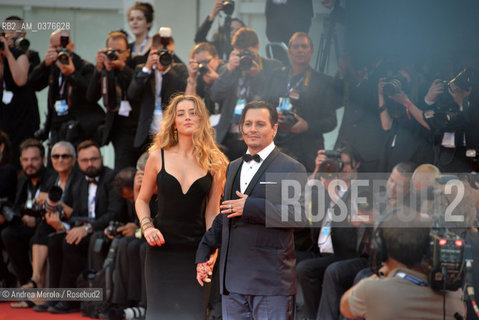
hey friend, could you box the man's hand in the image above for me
[209,0,223,21]
[56,57,75,76]
[425,79,445,103]
[196,250,218,286]
[104,51,126,71]
[66,225,88,245]
[45,211,64,231]
[36,192,48,206]
[448,83,471,108]
[95,50,106,71]
[188,58,198,80]
[220,191,248,218]
[44,48,58,67]
[22,215,36,228]
[145,50,157,71]
[227,50,240,72]
[118,222,138,237]
[290,113,309,134]
[313,149,327,174]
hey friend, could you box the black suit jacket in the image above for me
[127,63,186,148]
[196,148,307,296]
[29,53,105,142]
[66,167,126,231]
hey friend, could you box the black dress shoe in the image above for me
[33,301,56,312]
[48,301,80,314]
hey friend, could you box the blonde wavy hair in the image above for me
[149,94,228,180]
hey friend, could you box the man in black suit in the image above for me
[40,140,126,314]
[210,27,282,161]
[296,148,361,320]
[29,30,105,148]
[87,31,139,170]
[1,139,50,287]
[196,101,307,319]
[127,32,186,150]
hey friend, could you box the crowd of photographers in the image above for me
[1,0,479,319]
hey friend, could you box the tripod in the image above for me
[316,6,342,74]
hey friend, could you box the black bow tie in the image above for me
[86,178,98,185]
[242,154,261,163]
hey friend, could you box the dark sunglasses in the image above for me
[51,154,72,160]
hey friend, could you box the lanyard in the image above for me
[133,35,149,55]
[286,69,311,95]
[395,272,428,287]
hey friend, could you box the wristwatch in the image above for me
[84,224,93,234]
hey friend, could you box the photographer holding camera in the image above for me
[29,29,105,150]
[1,16,40,168]
[210,27,282,160]
[265,32,338,171]
[403,70,477,173]
[340,208,465,320]
[377,65,433,172]
[1,139,52,288]
[185,42,223,118]
[87,31,141,170]
[194,0,245,61]
[127,32,186,149]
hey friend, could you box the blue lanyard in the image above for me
[395,272,428,287]
[133,35,149,55]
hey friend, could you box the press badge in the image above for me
[2,90,13,104]
[54,100,69,116]
[278,97,292,111]
[441,132,456,148]
[232,99,246,123]
[118,100,132,117]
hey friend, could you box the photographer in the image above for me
[340,208,465,320]
[36,140,126,314]
[29,29,105,149]
[87,31,140,170]
[377,66,433,172]
[127,32,187,149]
[297,147,361,320]
[1,16,40,168]
[404,72,477,173]
[185,42,223,117]
[265,32,338,171]
[1,139,51,288]
[194,0,245,61]
[210,27,282,160]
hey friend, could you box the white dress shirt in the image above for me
[240,142,275,194]
[87,177,99,219]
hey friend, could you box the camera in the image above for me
[198,62,209,76]
[106,221,123,237]
[424,69,471,131]
[104,49,118,61]
[24,186,63,218]
[238,50,255,71]
[154,49,173,67]
[318,150,344,178]
[0,198,18,223]
[14,36,30,52]
[108,306,146,320]
[221,0,235,16]
[382,74,409,119]
[56,49,71,65]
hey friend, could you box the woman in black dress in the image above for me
[135,94,228,319]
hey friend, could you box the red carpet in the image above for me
[0,302,85,320]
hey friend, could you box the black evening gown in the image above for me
[145,149,213,319]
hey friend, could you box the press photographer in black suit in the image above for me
[29,30,105,148]
[87,31,140,170]
[265,32,338,171]
[127,32,186,150]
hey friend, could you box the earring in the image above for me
[174,129,178,141]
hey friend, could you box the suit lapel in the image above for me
[243,147,280,196]
[224,159,242,201]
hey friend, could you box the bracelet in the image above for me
[140,216,152,225]
[405,101,413,109]
[142,224,154,234]
[378,105,386,113]
[141,221,154,230]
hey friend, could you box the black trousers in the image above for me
[112,237,147,307]
[317,257,368,320]
[47,232,90,289]
[1,221,35,285]
[296,253,341,319]
[110,128,143,170]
